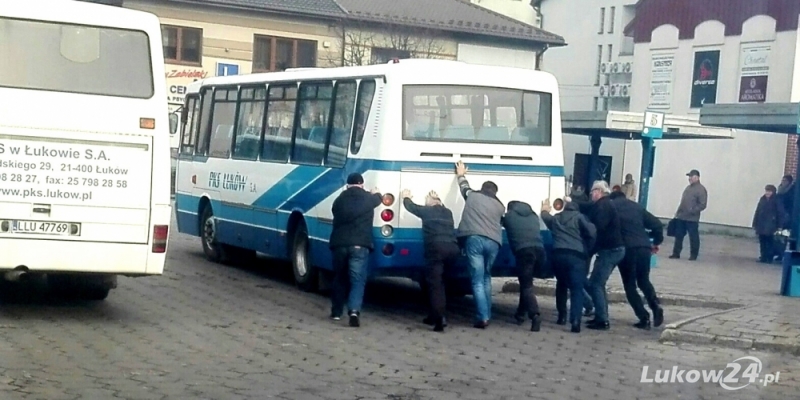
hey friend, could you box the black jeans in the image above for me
[672,219,700,258]
[553,251,589,325]
[618,247,660,321]
[758,235,775,262]
[514,247,544,319]
[425,242,460,322]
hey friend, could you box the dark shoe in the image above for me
[531,315,542,332]
[424,316,447,327]
[653,307,664,328]
[570,322,581,333]
[585,318,599,325]
[513,313,525,325]
[633,319,651,330]
[668,254,679,259]
[583,308,595,317]
[473,320,489,329]
[688,255,697,261]
[586,320,610,330]
[556,314,567,325]
[348,311,360,327]
[433,321,444,332]
[330,313,342,321]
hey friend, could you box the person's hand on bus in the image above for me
[401,189,412,199]
[455,160,468,177]
[371,187,380,194]
[541,199,552,214]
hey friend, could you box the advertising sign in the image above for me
[648,53,674,110]
[165,66,209,110]
[690,50,720,108]
[738,44,770,103]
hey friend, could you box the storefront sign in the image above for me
[690,50,720,109]
[738,44,770,103]
[648,53,674,110]
[165,66,209,106]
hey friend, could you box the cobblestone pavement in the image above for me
[2,229,800,399]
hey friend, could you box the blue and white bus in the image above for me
[174,59,565,294]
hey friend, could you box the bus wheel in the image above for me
[201,206,225,263]
[291,223,318,292]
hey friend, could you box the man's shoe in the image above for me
[570,322,581,333]
[583,308,595,317]
[531,315,542,332]
[330,312,342,321]
[433,321,445,332]
[633,319,651,330]
[513,313,525,325]
[585,318,599,325]
[653,307,664,328]
[473,320,489,329]
[423,316,447,327]
[556,314,567,325]
[688,256,698,261]
[586,321,610,330]
[668,254,680,259]
[348,311,360,327]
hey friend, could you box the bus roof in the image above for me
[4,0,160,31]
[185,59,559,94]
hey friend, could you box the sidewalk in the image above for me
[501,233,800,355]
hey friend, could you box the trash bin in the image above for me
[780,251,800,297]
[650,238,658,269]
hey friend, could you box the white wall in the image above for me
[627,15,797,227]
[469,0,540,27]
[457,43,537,69]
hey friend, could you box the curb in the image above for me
[658,305,800,356]
[500,280,741,310]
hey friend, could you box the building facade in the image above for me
[541,0,800,230]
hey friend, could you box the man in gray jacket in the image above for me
[455,160,505,329]
[670,169,708,261]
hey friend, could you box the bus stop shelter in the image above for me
[562,111,734,208]
[700,102,800,247]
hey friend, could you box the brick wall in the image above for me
[785,135,799,177]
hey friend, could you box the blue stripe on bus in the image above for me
[252,165,328,210]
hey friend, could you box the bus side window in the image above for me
[208,88,238,159]
[261,84,296,163]
[195,87,214,156]
[326,80,357,168]
[293,81,333,165]
[180,96,198,155]
[350,79,376,155]
[232,87,265,161]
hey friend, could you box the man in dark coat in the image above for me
[329,173,382,327]
[609,191,665,329]
[670,169,708,260]
[401,189,459,332]
[502,201,546,332]
[777,175,795,227]
[753,184,786,264]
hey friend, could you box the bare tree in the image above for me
[325,21,446,67]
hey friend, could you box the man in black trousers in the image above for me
[401,189,459,332]
[609,191,665,329]
[502,200,546,332]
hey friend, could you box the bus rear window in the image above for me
[402,85,552,146]
[0,17,154,99]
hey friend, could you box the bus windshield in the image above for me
[402,84,552,146]
[0,17,153,98]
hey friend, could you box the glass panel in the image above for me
[253,36,271,71]
[326,81,357,168]
[196,88,213,155]
[233,99,265,161]
[350,80,376,154]
[401,85,552,146]
[161,26,177,60]
[208,94,237,159]
[180,28,201,63]
[180,97,197,154]
[0,17,153,98]
[293,81,333,165]
[296,40,317,68]
[262,85,296,162]
[275,39,293,71]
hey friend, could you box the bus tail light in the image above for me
[152,225,169,253]
[382,243,394,255]
[380,209,394,222]
[380,225,393,237]
[382,193,395,206]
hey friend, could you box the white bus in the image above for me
[0,0,172,300]
[175,59,564,294]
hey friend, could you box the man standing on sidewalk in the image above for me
[670,169,708,261]
[455,160,505,329]
[502,200,546,332]
[400,189,459,332]
[579,180,625,331]
[609,191,665,329]
[329,173,382,328]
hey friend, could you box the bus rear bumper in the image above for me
[0,239,166,276]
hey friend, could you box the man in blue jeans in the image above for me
[575,180,625,330]
[455,161,505,329]
[329,173,382,327]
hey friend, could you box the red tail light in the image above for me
[380,209,394,222]
[382,244,395,255]
[152,225,169,253]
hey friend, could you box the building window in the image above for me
[605,44,613,85]
[595,45,603,85]
[253,35,317,72]
[593,97,600,112]
[371,47,411,64]
[161,25,202,65]
[598,8,605,34]
[608,7,615,34]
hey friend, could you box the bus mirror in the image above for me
[169,113,179,135]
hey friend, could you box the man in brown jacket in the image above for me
[670,169,708,261]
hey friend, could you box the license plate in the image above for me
[12,220,74,236]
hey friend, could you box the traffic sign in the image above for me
[642,111,665,139]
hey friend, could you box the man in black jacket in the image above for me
[502,201,546,332]
[575,180,626,330]
[401,189,459,332]
[329,173,382,327]
[609,191,665,329]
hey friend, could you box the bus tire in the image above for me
[200,205,226,263]
[291,223,318,292]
